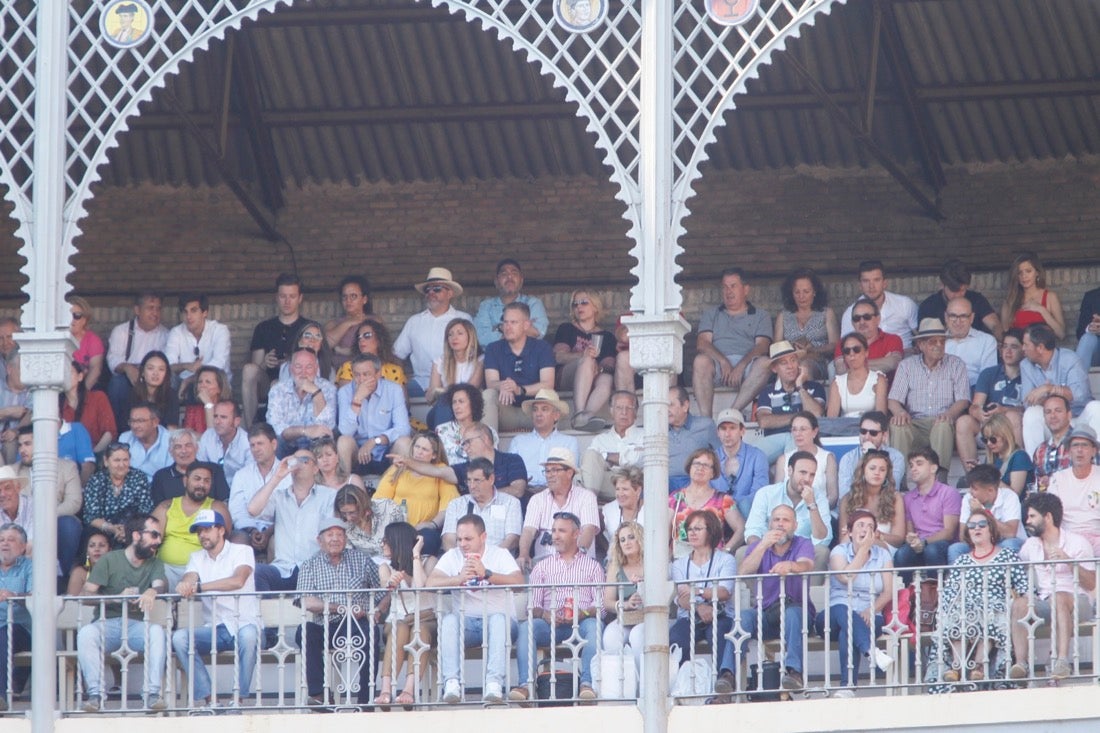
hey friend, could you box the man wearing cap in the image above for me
[517,448,599,571]
[511,512,604,703]
[441,457,522,552]
[153,463,233,586]
[474,259,549,345]
[712,407,769,519]
[265,347,337,458]
[393,267,473,397]
[943,296,998,389]
[508,389,579,490]
[482,302,556,432]
[430,513,525,705]
[248,449,337,592]
[742,451,831,569]
[668,385,719,490]
[833,298,905,381]
[241,273,309,429]
[1046,427,1100,555]
[691,268,772,418]
[0,522,31,711]
[78,514,169,712]
[580,390,646,502]
[888,319,970,472]
[840,260,919,350]
[172,510,260,708]
[14,427,83,575]
[918,259,1003,340]
[336,353,411,475]
[1019,322,1100,455]
[296,517,380,707]
[752,340,826,462]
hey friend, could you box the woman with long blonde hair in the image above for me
[603,521,646,673]
[552,289,618,430]
[426,318,483,427]
[982,413,1033,496]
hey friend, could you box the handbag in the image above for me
[594,651,638,698]
[747,661,782,702]
[671,653,712,702]
[917,579,939,634]
[535,660,575,706]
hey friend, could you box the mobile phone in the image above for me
[286,456,299,468]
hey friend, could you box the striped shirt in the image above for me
[529,551,605,614]
[296,546,380,623]
[888,353,970,419]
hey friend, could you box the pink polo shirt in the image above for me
[1019,529,1095,599]
[902,481,962,539]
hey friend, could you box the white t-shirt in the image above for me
[434,544,520,617]
[959,487,1026,540]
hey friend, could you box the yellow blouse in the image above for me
[373,465,459,525]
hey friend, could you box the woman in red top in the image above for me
[1000,252,1065,338]
[62,361,116,452]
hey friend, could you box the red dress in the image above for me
[1010,290,1049,330]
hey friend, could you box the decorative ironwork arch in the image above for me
[0,0,842,325]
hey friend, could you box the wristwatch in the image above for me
[203,402,214,410]
[374,436,383,446]
[483,568,493,582]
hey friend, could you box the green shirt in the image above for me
[87,549,166,619]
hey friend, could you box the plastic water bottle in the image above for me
[400,498,408,520]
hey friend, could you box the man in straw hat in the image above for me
[508,388,579,491]
[753,340,826,462]
[393,266,472,398]
[887,318,970,479]
[517,447,598,571]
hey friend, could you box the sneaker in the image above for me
[1008,663,1028,679]
[832,688,855,699]
[148,696,168,712]
[969,669,985,682]
[713,670,734,695]
[571,412,591,429]
[581,417,609,433]
[483,682,503,705]
[1050,659,1072,679]
[781,670,803,691]
[82,699,101,713]
[942,669,960,683]
[441,678,462,705]
[578,684,597,702]
[872,647,894,671]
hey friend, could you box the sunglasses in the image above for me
[71,312,86,320]
[572,300,591,308]
[851,313,876,323]
[859,428,882,437]
[142,529,162,539]
[425,286,448,294]
[357,332,375,340]
[842,345,864,355]
[552,511,581,524]
[301,331,323,340]
[966,519,989,530]
[984,435,1000,444]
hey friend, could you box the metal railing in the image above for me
[0,558,1096,714]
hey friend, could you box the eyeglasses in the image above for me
[425,286,448,294]
[142,529,162,539]
[841,345,864,355]
[543,466,569,475]
[128,417,151,425]
[859,428,882,437]
[686,526,707,533]
[572,300,591,308]
[851,313,876,323]
[966,520,989,530]
[357,332,375,340]
[691,461,714,469]
[945,312,972,320]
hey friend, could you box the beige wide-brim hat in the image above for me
[914,318,947,340]
[414,267,464,296]
[0,466,28,485]
[540,447,578,473]
[769,340,796,361]
[520,388,571,417]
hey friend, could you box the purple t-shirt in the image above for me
[743,535,816,613]
[903,481,962,538]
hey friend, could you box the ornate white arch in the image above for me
[0,0,843,329]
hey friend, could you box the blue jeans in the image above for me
[0,625,30,694]
[439,612,516,686]
[815,606,884,687]
[78,616,167,699]
[1077,332,1100,369]
[738,605,806,673]
[893,540,951,584]
[515,617,599,686]
[669,613,734,675]
[171,623,259,702]
[254,565,298,593]
[58,516,81,580]
[947,537,1025,564]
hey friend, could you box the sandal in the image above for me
[395,690,415,710]
[373,691,392,711]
